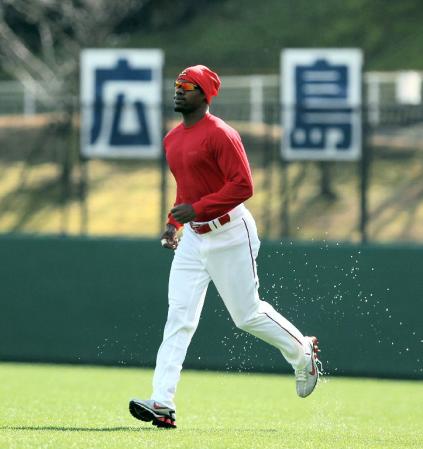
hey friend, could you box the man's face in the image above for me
[174,79,206,113]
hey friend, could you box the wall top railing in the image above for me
[0,71,422,120]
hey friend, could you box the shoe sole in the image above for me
[298,336,319,398]
[308,336,319,394]
[129,400,176,429]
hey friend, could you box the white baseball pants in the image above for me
[152,204,309,409]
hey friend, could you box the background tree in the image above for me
[0,0,147,106]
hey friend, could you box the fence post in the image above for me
[160,103,168,233]
[367,75,380,126]
[280,158,290,238]
[79,158,89,236]
[359,105,370,243]
[261,111,273,238]
[23,85,36,116]
[250,76,264,124]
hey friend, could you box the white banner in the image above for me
[80,49,164,159]
[281,49,363,161]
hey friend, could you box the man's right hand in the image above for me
[160,224,179,250]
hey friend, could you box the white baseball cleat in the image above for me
[295,336,322,398]
[129,398,176,429]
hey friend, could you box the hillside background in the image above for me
[126,0,423,74]
[1,0,423,80]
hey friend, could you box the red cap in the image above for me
[177,65,221,104]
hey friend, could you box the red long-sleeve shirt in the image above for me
[164,113,253,228]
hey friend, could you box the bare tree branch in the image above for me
[0,19,61,100]
[0,0,146,107]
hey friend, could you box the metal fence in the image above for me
[0,73,422,243]
[3,71,423,118]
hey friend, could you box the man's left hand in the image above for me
[171,204,196,224]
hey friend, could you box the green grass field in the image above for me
[0,363,422,449]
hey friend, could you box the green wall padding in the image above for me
[1,235,422,379]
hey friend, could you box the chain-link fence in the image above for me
[0,74,422,242]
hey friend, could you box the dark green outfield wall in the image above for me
[1,235,422,379]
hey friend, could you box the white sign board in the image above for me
[396,71,421,105]
[281,49,363,160]
[81,49,164,159]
